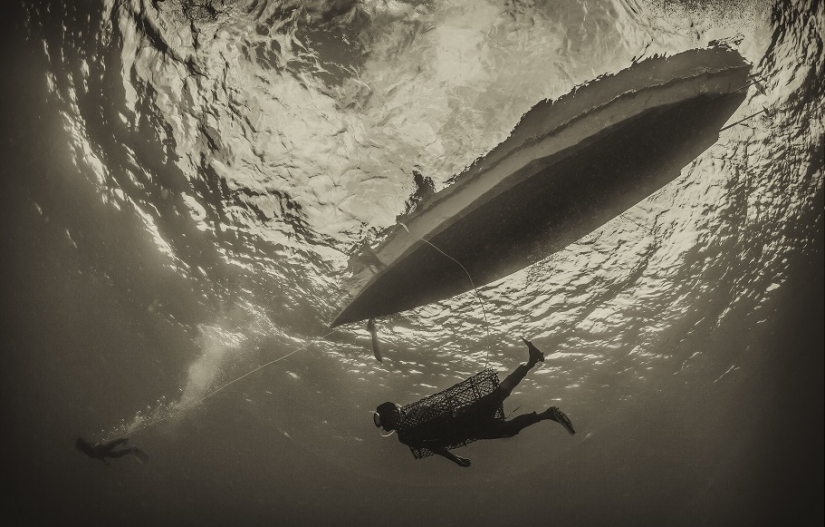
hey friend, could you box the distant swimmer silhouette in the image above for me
[373,338,575,467]
[75,437,148,465]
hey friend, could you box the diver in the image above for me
[75,437,148,465]
[396,168,436,223]
[373,338,575,467]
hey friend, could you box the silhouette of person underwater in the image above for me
[76,437,148,465]
[373,338,575,467]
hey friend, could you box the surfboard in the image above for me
[333,46,751,327]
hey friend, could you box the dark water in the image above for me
[1,0,822,525]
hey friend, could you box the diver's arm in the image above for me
[431,447,471,467]
[100,438,129,454]
[396,431,470,467]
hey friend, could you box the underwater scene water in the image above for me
[2,0,823,525]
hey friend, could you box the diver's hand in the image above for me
[454,456,471,468]
[432,447,471,467]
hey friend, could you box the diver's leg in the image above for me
[107,448,136,459]
[499,339,545,395]
[499,364,532,395]
[486,412,543,438]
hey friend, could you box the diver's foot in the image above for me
[548,406,575,435]
[521,337,544,365]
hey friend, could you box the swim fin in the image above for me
[553,407,576,435]
[521,337,545,363]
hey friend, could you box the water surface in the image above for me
[2,0,823,525]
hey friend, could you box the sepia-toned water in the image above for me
[2,0,822,525]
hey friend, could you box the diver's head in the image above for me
[374,402,401,431]
[75,437,89,451]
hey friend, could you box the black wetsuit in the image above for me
[76,438,138,464]
[397,387,543,457]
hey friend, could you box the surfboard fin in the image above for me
[367,318,383,362]
[132,448,149,464]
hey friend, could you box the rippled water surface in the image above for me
[3,0,823,525]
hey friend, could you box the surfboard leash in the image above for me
[399,222,493,368]
[106,328,339,440]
